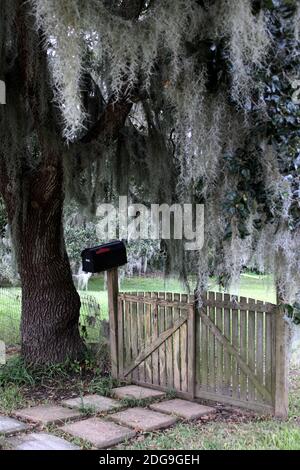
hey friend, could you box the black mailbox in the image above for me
[81,240,127,273]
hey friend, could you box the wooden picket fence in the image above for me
[107,275,288,417]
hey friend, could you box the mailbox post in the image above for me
[81,241,127,379]
[107,267,119,378]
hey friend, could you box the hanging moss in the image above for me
[1,1,299,303]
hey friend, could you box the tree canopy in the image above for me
[0,1,299,342]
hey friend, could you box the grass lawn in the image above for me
[86,272,276,321]
[0,289,22,345]
[87,272,276,302]
[117,369,300,450]
[0,357,298,450]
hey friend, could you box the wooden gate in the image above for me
[117,292,195,396]
[108,282,288,417]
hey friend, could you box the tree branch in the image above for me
[76,0,146,147]
[118,0,145,20]
[80,92,133,144]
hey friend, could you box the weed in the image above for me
[0,384,26,413]
[88,376,118,397]
[0,357,35,386]
[165,389,177,400]
[119,397,157,408]
[78,403,97,416]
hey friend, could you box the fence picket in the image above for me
[195,295,201,394]
[131,293,138,382]
[232,302,240,399]
[144,292,152,384]
[137,292,145,382]
[223,294,232,396]
[180,294,188,392]
[118,298,124,380]
[165,292,174,389]
[265,310,273,394]
[158,292,167,387]
[201,292,209,391]
[215,293,223,394]
[239,297,248,401]
[256,301,265,393]
[188,300,196,398]
[173,293,181,391]
[124,299,132,381]
[208,292,216,392]
[248,298,256,401]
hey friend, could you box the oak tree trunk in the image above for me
[15,156,85,364]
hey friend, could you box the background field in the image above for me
[0,273,276,345]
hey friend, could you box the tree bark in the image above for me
[16,155,85,364]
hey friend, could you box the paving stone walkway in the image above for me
[150,399,216,421]
[14,404,82,425]
[0,416,28,435]
[0,385,216,450]
[6,433,80,450]
[61,417,136,449]
[112,385,166,401]
[62,394,123,413]
[110,407,178,432]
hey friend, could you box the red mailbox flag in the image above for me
[96,247,111,255]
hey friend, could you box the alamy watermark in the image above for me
[96,197,204,251]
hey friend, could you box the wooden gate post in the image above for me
[274,291,289,418]
[107,267,119,379]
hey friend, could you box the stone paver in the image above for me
[14,405,81,425]
[112,385,165,401]
[0,416,28,435]
[110,407,177,432]
[61,417,135,449]
[62,394,122,413]
[6,433,80,450]
[150,399,216,420]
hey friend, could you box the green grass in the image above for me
[118,370,300,451]
[0,356,299,450]
[0,288,22,344]
[0,384,26,413]
[118,420,300,450]
[87,272,276,303]
[87,272,276,321]
[0,354,111,414]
